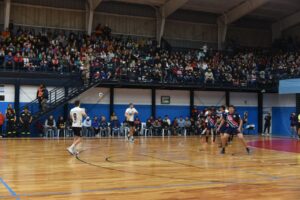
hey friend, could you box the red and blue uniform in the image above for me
[225,112,241,135]
[207,114,216,129]
[219,111,229,133]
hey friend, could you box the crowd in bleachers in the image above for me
[1,26,300,88]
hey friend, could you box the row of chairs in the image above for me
[44,123,188,138]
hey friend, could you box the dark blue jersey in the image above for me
[226,112,241,128]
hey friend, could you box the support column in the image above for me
[258,93,263,134]
[109,87,114,116]
[156,8,165,47]
[14,81,20,118]
[151,88,156,118]
[85,0,102,35]
[217,18,227,50]
[4,0,11,31]
[63,87,69,120]
[225,91,230,106]
[296,94,300,115]
[87,9,94,35]
[190,90,194,118]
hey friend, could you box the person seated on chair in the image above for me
[83,116,92,137]
[92,116,99,136]
[177,116,186,136]
[57,116,66,137]
[134,117,142,135]
[152,119,162,136]
[110,112,117,122]
[3,51,15,70]
[185,117,192,135]
[110,116,120,136]
[172,117,179,135]
[44,115,57,137]
[162,115,171,135]
[190,117,196,135]
[146,116,154,130]
[195,119,203,135]
[99,116,109,137]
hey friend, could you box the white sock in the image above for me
[70,144,75,149]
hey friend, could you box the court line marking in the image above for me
[105,152,280,180]
[0,181,225,198]
[0,177,288,199]
[0,178,19,200]
[77,155,215,181]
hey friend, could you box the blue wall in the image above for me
[272,107,295,136]
[156,105,190,121]
[0,102,296,137]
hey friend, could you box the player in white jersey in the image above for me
[67,100,87,155]
[125,103,138,142]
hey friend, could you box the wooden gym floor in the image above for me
[0,136,300,200]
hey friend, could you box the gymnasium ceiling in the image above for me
[104,0,300,23]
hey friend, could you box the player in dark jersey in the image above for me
[219,105,251,154]
[216,105,228,146]
[206,110,217,143]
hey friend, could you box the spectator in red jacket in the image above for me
[0,111,5,137]
[14,52,23,70]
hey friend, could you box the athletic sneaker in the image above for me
[67,147,74,155]
[129,136,135,143]
[246,147,251,155]
[220,148,225,154]
[262,134,265,136]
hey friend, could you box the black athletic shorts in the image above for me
[127,121,134,127]
[72,127,82,137]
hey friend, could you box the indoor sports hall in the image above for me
[0,0,300,199]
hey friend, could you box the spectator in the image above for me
[83,116,92,137]
[36,84,48,112]
[263,113,271,136]
[177,116,186,136]
[99,116,109,137]
[195,119,203,135]
[134,117,142,135]
[204,68,214,84]
[14,52,23,70]
[0,112,4,137]
[290,113,298,139]
[5,104,15,115]
[146,116,154,130]
[6,108,16,137]
[3,52,15,70]
[19,107,32,137]
[152,119,162,136]
[185,117,192,135]
[172,117,179,135]
[110,116,120,136]
[92,116,100,136]
[44,115,57,137]
[110,112,117,122]
[191,106,199,121]
[162,115,171,135]
[57,116,66,137]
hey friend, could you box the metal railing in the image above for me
[19,78,102,121]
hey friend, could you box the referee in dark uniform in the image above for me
[20,107,32,137]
